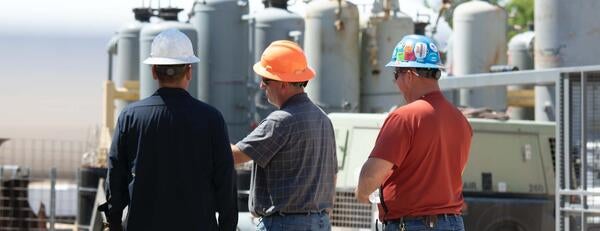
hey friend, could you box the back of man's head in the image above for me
[143,29,199,85]
[414,68,441,80]
[153,64,190,83]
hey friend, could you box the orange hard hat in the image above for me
[253,40,315,82]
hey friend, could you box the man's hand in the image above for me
[355,187,370,204]
[231,144,252,165]
[355,157,393,204]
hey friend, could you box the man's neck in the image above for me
[277,90,304,108]
[158,82,187,89]
[406,84,440,103]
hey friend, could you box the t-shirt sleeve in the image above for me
[235,118,289,168]
[369,113,413,166]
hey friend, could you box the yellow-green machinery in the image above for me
[329,113,556,230]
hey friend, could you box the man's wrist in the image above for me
[355,188,370,203]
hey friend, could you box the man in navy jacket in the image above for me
[105,29,237,231]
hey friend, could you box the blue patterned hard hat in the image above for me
[385,34,444,69]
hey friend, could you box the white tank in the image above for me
[304,0,360,112]
[507,30,534,120]
[360,12,413,113]
[534,0,600,121]
[114,8,151,115]
[139,8,199,99]
[254,5,304,53]
[443,35,459,105]
[508,31,534,71]
[190,0,250,141]
[453,0,507,111]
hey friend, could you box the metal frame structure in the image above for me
[555,67,600,231]
[438,68,559,90]
[438,65,600,231]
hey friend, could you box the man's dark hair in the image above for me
[289,81,309,88]
[154,64,190,83]
[414,68,441,80]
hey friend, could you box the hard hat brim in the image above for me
[253,62,315,82]
[143,56,200,65]
[385,61,445,69]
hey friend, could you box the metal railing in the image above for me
[0,166,74,231]
[0,138,88,179]
[431,65,600,231]
[0,138,88,231]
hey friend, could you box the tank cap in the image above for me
[262,0,288,9]
[133,8,153,22]
[158,8,183,21]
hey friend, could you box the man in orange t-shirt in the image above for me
[355,35,472,231]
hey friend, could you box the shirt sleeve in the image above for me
[235,118,290,168]
[105,112,131,225]
[369,113,413,167]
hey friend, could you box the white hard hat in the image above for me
[143,28,200,65]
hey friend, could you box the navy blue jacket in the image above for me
[105,87,237,230]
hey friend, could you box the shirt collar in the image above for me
[281,93,309,109]
[420,90,442,99]
[154,87,190,96]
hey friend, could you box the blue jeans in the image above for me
[256,213,331,231]
[384,215,465,231]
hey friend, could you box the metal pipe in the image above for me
[108,54,113,81]
[564,75,571,191]
[555,75,564,231]
[580,71,588,206]
[245,15,258,124]
[49,168,57,231]
[106,35,118,81]
[76,168,80,227]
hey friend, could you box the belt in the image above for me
[384,214,460,224]
[265,211,328,217]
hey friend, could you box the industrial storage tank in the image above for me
[508,30,534,71]
[190,0,250,141]
[254,0,304,52]
[360,5,413,113]
[507,29,534,120]
[304,0,360,113]
[252,0,305,119]
[534,0,600,121]
[139,8,199,99]
[453,0,507,111]
[113,8,152,115]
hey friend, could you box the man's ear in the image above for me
[185,65,192,81]
[151,65,158,80]
[407,70,417,83]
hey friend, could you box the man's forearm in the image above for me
[231,144,252,165]
[356,174,381,203]
[355,157,393,203]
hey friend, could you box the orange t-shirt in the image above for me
[369,91,472,220]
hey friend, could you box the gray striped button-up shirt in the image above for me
[236,93,337,216]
